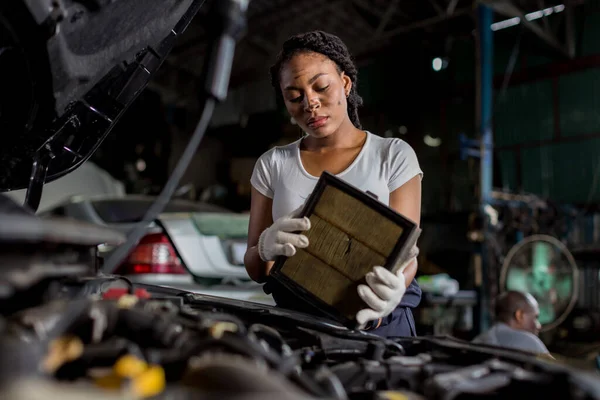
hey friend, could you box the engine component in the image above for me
[0,210,125,314]
[0,278,599,399]
[181,354,308,397]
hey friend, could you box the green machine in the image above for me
[500,235,579,331]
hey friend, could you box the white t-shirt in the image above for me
[251,131,423,221]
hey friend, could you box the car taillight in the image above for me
[116,233,187,275]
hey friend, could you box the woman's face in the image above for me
[279,51,352,138]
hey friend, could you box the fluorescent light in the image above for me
[432,57,449,72]
[424,134,442,147]
[136,159,147,172]
[491,4,565,31]
[491,17,521,31]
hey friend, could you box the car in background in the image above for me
[43,195,274,305]
[2,161,126,213]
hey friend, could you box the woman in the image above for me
[244,31,423,337]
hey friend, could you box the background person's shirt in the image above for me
[473,322,550,354]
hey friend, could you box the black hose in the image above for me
[101,98,216,275]
[190,335,282,366]
[116,308,189,349]
[181,334,329,397]
[314,366,349,400]
[75,276,135,297]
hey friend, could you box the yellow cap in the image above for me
[379,392,410,400]
[113,354,148,378]
[43,335,84,373]
[209,321,239,339]
[117,294,139,309]
[130,365,166,398]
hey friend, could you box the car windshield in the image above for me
[191,213,249,239]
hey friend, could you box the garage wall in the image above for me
[210,78,277,127]
[184,6,600,212]
[493,10,600,204]
[414,6,600,209]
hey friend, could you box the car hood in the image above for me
[135,282,348,332]
[0,0,204,192]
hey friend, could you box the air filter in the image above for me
[270,172,421,328]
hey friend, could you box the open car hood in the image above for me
[0,0,204,196]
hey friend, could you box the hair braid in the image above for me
[269,31,364,129]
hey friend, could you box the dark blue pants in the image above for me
[369,306,417,338]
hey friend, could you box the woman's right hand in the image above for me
[257,206,311,262]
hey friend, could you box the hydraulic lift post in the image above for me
[476,3,494,333]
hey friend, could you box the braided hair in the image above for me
[269,31,364,129]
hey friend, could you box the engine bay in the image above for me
[1,278,599,400]
[0,198,598,399]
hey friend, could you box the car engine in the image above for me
[1,260,600,400]
[0,195,599,400]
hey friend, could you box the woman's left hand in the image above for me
[355,256,417,329]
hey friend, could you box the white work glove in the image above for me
[258,206,311,262]
[355,246,419,329]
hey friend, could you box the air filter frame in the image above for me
[270,171,421,328]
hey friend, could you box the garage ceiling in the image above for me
[150,0,577,107]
